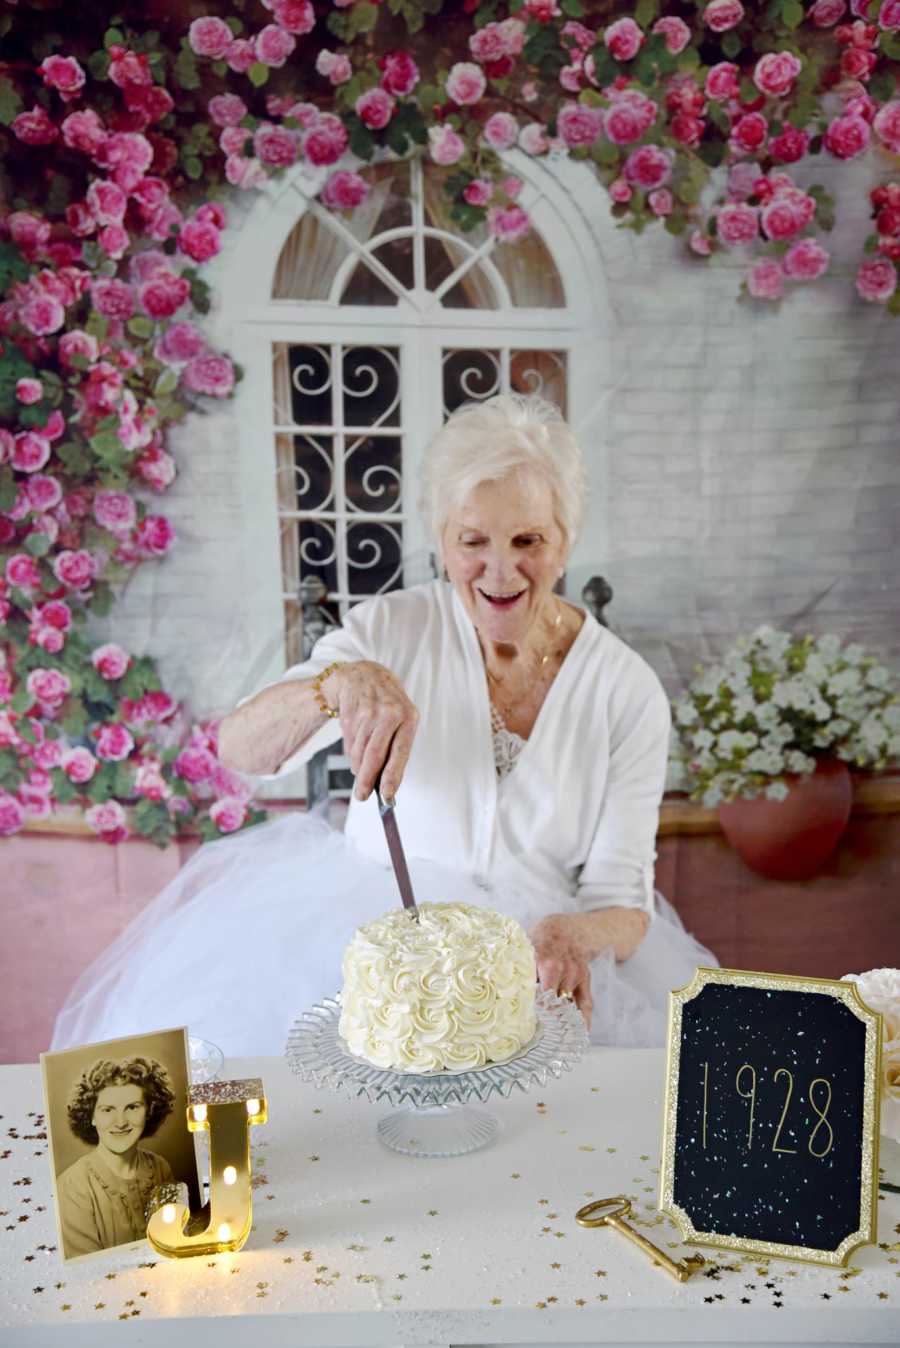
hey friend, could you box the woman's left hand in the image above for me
[528,914,593,1029]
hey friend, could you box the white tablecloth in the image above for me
[1,1048,897,1346]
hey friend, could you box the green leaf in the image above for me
[90,582,115,619]
[863,233,879,256]
[174,46,201,90]
[721,31,742,59]
[0,77,23,127]
[226,15,244,35]
[61,705,87,739]
[635,0,659,25]
[887,289,900,319]
[57,441,94,478]
[590,139,620,167]
[24,532,51,558]
[90,430,124,456]
[0,749,21,790]
[248,61,270,88]
[10,689,33,715]
[560,0,585,16]
[869,71,897,104]
[697,139,727,168]
[881,33,900,62]
[348,117,375,161]
[184,156,203,180]
[781,0,804,28]
[154,369,178,397]
[0,466,16,512]
[127,316,154,339]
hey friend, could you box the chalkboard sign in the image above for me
[659,968,882,1267]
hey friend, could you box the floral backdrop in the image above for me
[1,0,899,846]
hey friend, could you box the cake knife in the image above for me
[374,774,420,923]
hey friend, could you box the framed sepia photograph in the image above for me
[41,1026,201,1263]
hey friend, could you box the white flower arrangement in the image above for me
[669,627,900,808]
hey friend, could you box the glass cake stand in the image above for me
[285,988,589,1157]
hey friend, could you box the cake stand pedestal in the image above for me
[285,989,588,1158]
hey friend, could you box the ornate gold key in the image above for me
[575,1196,706,1282]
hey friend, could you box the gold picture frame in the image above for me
[659,967,882,1268]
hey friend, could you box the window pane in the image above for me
[492,232,565,308]
[510,350,568,416]
[442,349,501,416]
[347,520,403,598]
[341,346,401,428]
[340,258,400,306]
[345,434,402,516]
[276,432,334,513]
[273,343,333,426]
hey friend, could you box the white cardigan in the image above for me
[264,580,671,915]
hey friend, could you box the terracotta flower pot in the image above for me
[717,757,853,881]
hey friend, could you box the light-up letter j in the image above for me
[146,1078,267,1258]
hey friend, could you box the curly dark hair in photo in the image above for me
[66,1056,176,1146]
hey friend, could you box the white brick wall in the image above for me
[104,154,900,746]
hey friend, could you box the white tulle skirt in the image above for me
[52,810,718,1057]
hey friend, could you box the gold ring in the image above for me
[561,990,574,1000]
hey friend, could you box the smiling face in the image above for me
[91,1083,148,1155]
[442,471,568,648]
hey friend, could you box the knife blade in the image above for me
[376,787,419,922]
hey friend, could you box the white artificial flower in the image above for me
[764,780,790,801]
[784,750,816,774]
[675,698,699,726]
[817,633,842,660]
[866,665,890,689]
[693,728,714,750]
[844,643,866,666]
[827,668,862,697]
[745,747,784,774]
[803,652,829,685]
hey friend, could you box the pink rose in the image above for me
[36,599,71,631]
[716,201,759,245]
[85,799,128,841]
[135,514,175,556]
[880,0,900,26]
[303,114,348,167]
[53,549,95,589]
[33,738,64,770]
[703,0,745,33]
[254,123,298,167]
[556,101,603,148]
[315,50,353,86]
[463,179,493,208]
[856,256,898,302]
[255,24,296,67]
[27,475,62,512]
[226,38,256,73]
[428,124,465,166]
[6,554,41,590]
[483,112,519,151]
[730,112,768,156]
[525,0,561,17]
[11,433,51,474]
[604,89,657,145]
[210,796,248,833]
[355,88,395,130]
[272,0,315,34]
[487,205,532,244]
[446,62,486,106]
[99,224,130,260]
[220,126,249,156]
[648,188,674,217]
[138,270,190,320]
[518,122,550,155]
[15,378,43,406]
[225,155,268,191]
[27,668,71,708]
[873,102,900,155]
[134,756,171,802]
[188,17,234,60]
[501,176,523,199]
[470,24,508,63]
[809,0,847,23]
[63,746,97,783]
[783,239,830,280]
[753,51,802,98]
[174,745,217,784]
[609,177,632,204]
[208,94,248,127]
[156,320,207,364]
[91,276,135,321]
[769,126,810,163]
[129,247,169,283]
[39,55,86,102]
[92,643,131,680]
[86,180,127,225]
[61,109,106,154]
[12,106,59,146]
[824,113,871,158]
[19,294,65,336]
[7,211,51,256]
[321,170,371,211]
[94,490,137,534]
[177,218,221,263]
[623,145,673,190]
[182,353,236,398]
[0,793,25,837]
[25,767,53,797]
[136,444,177,491]
[652,17,692,54]
[95,722,135,762]
[380,51,420,97]
[748,259,784,301]
[604,17,644,62]
[690,230,713,256]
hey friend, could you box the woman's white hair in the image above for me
[420,392,587,560]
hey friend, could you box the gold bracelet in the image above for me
[311,661,344,718]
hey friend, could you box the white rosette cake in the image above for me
[338,902,537,1073]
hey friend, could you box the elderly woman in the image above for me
[56,1056,174,1258]
[53,394,714,1055]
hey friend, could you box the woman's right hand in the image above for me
[321,661,419,802]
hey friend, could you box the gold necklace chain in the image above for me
[483,605,564,720]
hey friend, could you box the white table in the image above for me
[1,1049,897,1346]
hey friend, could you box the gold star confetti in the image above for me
[356,1274,377,1284]
[360,1198,371,1204]
[273,1230,289,1244]
[490,1297,502,1305]
[308,1155,320,1163]
[843,1268,863,1279]
[312,1108,322,1114]
[591,1087,600,1093]
[597,1293,609,1301]
[541,1226,551,1233]
[283,1257,294,1264]
[550,1262,561,1270]
[877,1291,889,1299]
[94,1303,104,1310]
[256,1282,268,1291]
[510,1173,521,1179]
[575,1298,586,1306]
[538,1198,549,1205]
[105,1274,116,1281]
[347,1244,368,1253]
[606,1147,617,1153]
[302,1251,313,1261]
[397,1274,407,1281]
[578,1145,595,1152]
[427,1209,439,1216]
[383,1236,395,1243]
[535,1301,547,1309]
[553,1231,566,1239]
[640,1154,650,1161]
[421,1252,431,1260]
[837,1286,850,1294]
[547,1295,558,1303]
[392,1294,403,1302]
[595,1269,607,1278]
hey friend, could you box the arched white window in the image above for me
[215,152,611,669]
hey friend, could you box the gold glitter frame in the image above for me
[658,966,882,1268]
